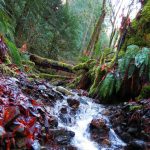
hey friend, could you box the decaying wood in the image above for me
[30,53,74,73]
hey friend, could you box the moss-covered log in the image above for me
[30,53,74,73]
[39,73,74,80]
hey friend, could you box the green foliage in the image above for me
[99,73,115,98]
[92,45,150,99]
[5,38,21,65]
[139,84,150,99]
[0,0,14,40]
[118,45,140,75]
[3,0,79,60]
[141,0,150,23]
[129,105,142,111]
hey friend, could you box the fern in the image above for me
[99,73,115,98]
[96,45,150,100]
[5,38,21,65]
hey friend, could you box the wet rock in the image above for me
[108,99,150,145]
[115,126,122,134]
[60,106,68,114]
[127,127,138,135]
[63,145,77,150]
[90,118,109,144]
[49,129,75,145]
[101,109,110,116]
[67,98,80,110]
[48,116,58,128]
[121,132,132,143]
[125,140,146,150]
[102,139,111,146]
[90,118,108,130]
[56,86,74,96]
[38,85,47,91]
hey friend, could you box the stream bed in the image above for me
[1,75,148,150]
[49,91,126,150]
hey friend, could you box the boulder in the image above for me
[90,118,110,144]
[67,98,80,110]
[49,129,75,145]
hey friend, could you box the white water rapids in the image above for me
[50,90,126,150]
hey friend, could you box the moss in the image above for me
[39,73,72,80]
[73,59,96,71]
[141,0,150,23]
[22,60,35,67]
[89,66,106,97]
[132,19,138,30]
[139,84,150,99]
[0,64,17,76]
[121,0,150,49]
[68,75,82,88]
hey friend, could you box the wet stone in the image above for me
[60,106,68,114]
[125,140,147,150]
[48,116,58,128]
[90,118,110,144]
[49,129,75,145]
[67,98,80,110]
[121,132,132,143]
[38,85,47,91]
[127,127,138,135]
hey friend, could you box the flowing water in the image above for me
[50,90,126,150]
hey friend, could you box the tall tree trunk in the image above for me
[86,0,106,58]
[80,1,96,56]
[109,0,123,48]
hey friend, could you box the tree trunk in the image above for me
[86,0,106,58]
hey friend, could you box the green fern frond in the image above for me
[5,38,21,65]
[99,73,115,98]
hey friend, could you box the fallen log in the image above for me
[30,53,74,73]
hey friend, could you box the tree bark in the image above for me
[86,0,106,58]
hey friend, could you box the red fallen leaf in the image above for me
[27,117,36,128]
[0,118,3,126]
[30,99,41,106]
[3,107,20,125]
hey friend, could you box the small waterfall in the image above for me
[50,91,126,150]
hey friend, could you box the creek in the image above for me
[50,90,126,150]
